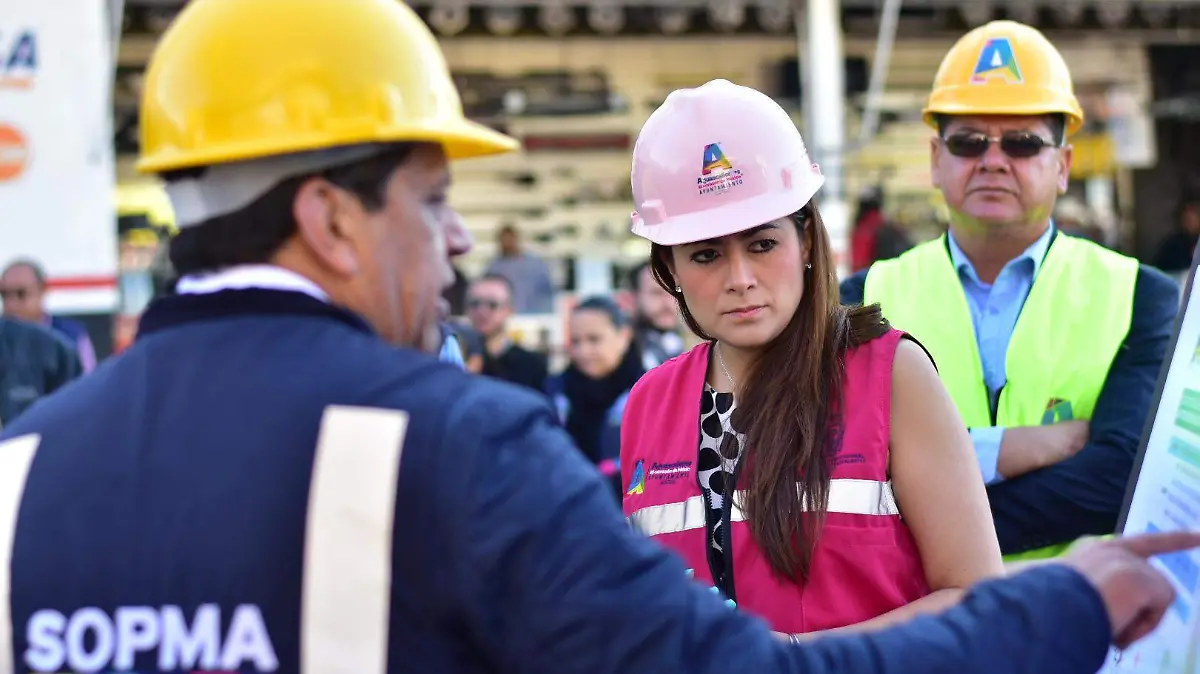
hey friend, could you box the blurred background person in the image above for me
[1,259,97,373]
[1152,192,1200,276]
[466,273,549,390]
[849,185,912,273]
[0,312,82,427]
[485,224,556,314]
[547,295,644,501]
[627,260,685,369]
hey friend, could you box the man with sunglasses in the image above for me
[841,20,1180,563]
[466,273,549,391]
[0,311,81,428]
[1,259,98,373]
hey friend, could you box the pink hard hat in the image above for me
[630,79,825,246]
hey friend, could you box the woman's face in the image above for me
[569,309,632,379]
[669,217,809,350]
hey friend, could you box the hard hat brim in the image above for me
[922,85,1085,136]
[136,118,520,175]
[631,175,824,247]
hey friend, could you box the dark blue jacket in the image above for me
[0,289,1115,673]
[840,245,1179,554]
[0,317,81,426]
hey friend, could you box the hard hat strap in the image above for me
[164,144,389,229]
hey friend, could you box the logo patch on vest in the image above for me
[825,411,863,466]
[626,459,646,495]
[1042,399,1074,424]
[648,460,693,486]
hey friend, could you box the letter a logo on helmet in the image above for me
[701,143,734,176]
[923,21,1084,136]
[971,37,1023,85]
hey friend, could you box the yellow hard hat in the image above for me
[136,0,519,174]
[923,20,1084,136]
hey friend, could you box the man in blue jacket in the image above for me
[0,315,81,426]
[0,2,1194,673]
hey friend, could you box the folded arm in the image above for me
[988,266,1179,553]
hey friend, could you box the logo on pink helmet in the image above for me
[697,142,744,196]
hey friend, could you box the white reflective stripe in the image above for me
[824,478,899,517]
[302,406,407,674]
[0,434,41,674]
[630,494,708,536]
[629,478,899,537]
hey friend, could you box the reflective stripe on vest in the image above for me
[862,233,1138,561]
[629,478,899,537]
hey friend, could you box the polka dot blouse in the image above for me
[697,383,745,587]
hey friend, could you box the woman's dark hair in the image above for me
[573,295,631,329]
[648,204,888,583]
[165,144,416,276]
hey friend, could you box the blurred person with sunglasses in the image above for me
[465,273,548,391]
[0,300,81,428]
[841,21,1179,565]
[1,259,97,373]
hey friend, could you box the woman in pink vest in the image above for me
[620,79,1004,640]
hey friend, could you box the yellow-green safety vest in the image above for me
[863,233,1138,561]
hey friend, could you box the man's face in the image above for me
[0,265,44,322]
[634,265,678,332]
[931,115,1071,230]
[466,278,512,338]
[326,145,454,348]
[498,228,519,256]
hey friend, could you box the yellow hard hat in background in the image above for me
[136,0,519,175]
[923,20,1084,137]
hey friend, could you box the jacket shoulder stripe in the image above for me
[302,406,407,674]
[0,433,42,670]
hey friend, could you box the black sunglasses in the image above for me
[943,131,1057,159]
[467,298,503,311]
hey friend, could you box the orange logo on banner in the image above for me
[0,124,29,182]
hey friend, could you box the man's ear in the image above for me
[1057,146,1074,195]
[293,178,361,276]
[930,136,943,190]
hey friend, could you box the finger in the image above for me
[1116,531,1200,558]
[1114,604,1169,650]
[1114,570,1176,648]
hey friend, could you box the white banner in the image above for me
[0,0,118,313]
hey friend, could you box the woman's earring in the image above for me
[674,286,682,293]
[805,263,812,269]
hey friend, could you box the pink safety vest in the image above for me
[621,329,930,634]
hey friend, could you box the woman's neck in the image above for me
[708,341,758,394]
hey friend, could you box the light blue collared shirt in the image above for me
[947,225,1055,484]
[438,326,466,369]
